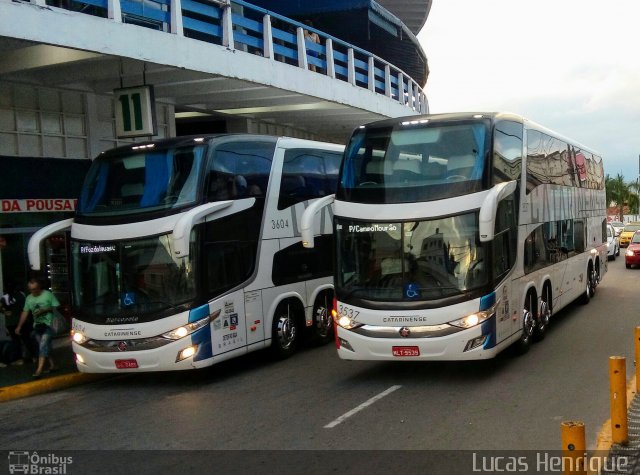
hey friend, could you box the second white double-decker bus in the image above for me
[302,113,607,360]
[30,134,343,371]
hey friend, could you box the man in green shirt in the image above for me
[16,277,60,377]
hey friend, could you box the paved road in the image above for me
[1,255,638,466]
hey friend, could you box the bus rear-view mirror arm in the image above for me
[301,194,335,248]
[28,218,74,270]
[172,200,248,257]
[478,181,517,242]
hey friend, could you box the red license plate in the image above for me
[392,346,420,357]
[115,359,138,369]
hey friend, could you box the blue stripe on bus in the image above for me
[481,315,497,349]
[189,304,213,361]
[192,324,213,362]
[189,303,210,323]
[479,291,496,311]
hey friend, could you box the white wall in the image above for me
[0,80,175,160]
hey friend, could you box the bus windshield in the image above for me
[337,120,490,204]
[78,143,207,216]
[71,234,197,321]
[335,212,488,302]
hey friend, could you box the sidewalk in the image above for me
[602,393,640,474]
[0,337,103,402]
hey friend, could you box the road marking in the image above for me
[324,385,402,429]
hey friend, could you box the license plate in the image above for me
[115,359,138,369]
[392,346,420,357]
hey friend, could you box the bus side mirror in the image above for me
[28,218,74,270]
[478,181,517,243]
[172,199,254,257]
[301,194,335,248]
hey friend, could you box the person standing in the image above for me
[304,20,321,72]
[15,277,60,378]
[1,281,33,366]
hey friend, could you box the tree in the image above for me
[605,173,639,220]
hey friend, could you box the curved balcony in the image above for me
[0,0,428,140]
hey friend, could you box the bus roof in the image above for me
[357,112,602,158]
[96,134,279,158]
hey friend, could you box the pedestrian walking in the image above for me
[15,277,60,378]
[1,281,34,366]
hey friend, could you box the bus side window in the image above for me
[207,141,274,202]
[493,120,522,185]
[323,151,342,194]
[278,149,340,210]
[493,194,517,280]
[574,220,585,253]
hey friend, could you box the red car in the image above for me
[625,231,640,268]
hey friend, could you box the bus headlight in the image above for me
[162,310,220,340]
[176,345,198,362]
[335,314,362,330]
[71,330,88,344]
[449,309,494,329]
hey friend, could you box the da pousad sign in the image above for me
[1,199,77,213]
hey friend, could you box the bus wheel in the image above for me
[515,291,536,355]
[533,285,552,342]
[309,291,334,346]
[580,263,594,305]
[271,301,300,359]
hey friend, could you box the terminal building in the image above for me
[0,0,431,302]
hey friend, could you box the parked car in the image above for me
[625,231,640,268]
[606,224,620,260]
[619,222,640,247]
[610,221,624,236]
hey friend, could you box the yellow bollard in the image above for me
[635,327,640,393]
[560,421,586,475]
[609,356,628,445]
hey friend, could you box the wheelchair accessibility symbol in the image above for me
[404,283,420,299]
[122,292,136,307]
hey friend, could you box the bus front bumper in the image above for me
[72,336,211,373]
[334,323,499,361]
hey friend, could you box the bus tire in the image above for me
[309,290,334,346]
[515,290,536,355]
[580,262,594,305]
[533,284,552,342]
[270,300,302,359]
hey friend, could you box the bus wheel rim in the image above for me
[523,309,535,338]
[315,303,331,337]
[276,314,296,349]
[539,300,551,328]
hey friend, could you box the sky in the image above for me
[417,0,640,183]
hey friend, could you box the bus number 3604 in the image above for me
[271,219,290,230]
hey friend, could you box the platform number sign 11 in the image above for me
[114,85,157,138]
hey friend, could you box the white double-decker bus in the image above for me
[302,113,607,360]
[30,135,343,371]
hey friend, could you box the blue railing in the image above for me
[40,0,427,112]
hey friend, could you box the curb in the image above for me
[0,372,106,403]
